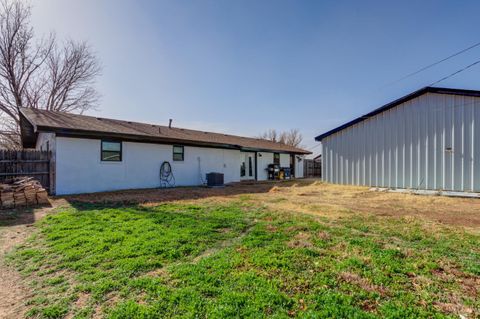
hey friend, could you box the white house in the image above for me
[19,108,310,195]
[316,87,480,192]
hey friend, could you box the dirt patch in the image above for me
[287,232,313,248]
[434,301,474,317]
[433,264,480,298]
[0,200,62,319]
[62,180,306,205]
[265,224,278,233]
[65,292,91,319]
[317,231,330,241]
[339,271,388,296]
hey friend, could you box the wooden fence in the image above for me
[303,159,321,178]
[0,150,54,194]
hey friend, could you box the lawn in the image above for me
[6,182,480,318]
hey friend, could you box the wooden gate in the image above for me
[303,159,321,178]
[0,150,54,194]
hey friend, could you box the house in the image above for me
[19,108,310,195]
[315,87,480,192]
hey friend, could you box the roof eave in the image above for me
[314,86,480,141]
[40,126,310,154]
[19,109,38,148]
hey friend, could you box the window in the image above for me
[248,156,253,176]
[173,145,184,161]
[273,153,280,165]
[101,140,122,161]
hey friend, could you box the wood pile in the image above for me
[0,177,49,209]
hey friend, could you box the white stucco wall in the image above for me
[295,156,304,178]
[55,137,241,195]
[256,152,273,181]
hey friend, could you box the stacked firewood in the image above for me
[0,177,49,209]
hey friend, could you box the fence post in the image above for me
[48,151,56,195]
[303,159,322,178]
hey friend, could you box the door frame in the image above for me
[240,151,256,181]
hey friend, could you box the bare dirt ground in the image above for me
[0,200,65,319]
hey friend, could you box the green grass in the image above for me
[8,201,480,318]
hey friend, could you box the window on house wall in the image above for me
[248,156,253,176]
[101,140,122,161]
[173,145,184,161]
[273,153,280,165]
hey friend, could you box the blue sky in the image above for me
[32,0,480,154]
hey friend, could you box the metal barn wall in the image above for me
[322,93,480,192]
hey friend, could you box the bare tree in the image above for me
[258,128,303,148]
[280,129,303,148]
[258,129,280,143]
[0,1,101,148]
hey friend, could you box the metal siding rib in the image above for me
[322,141,326,181]
[441,94,446,190]
[346,129,350,184]
[451,95,455,190]
[474,98,480,191]
[399,104,405,188]
[405,100,412,188]
[461,96,465,191]
[326,138,330,183]
[414,100,419,188]
[470,97,475,191]
[429,95,436,189]
[362,121,366,185]
[394,107,399,188]
[436,94,444,190]
[464,96,473,191]
[428,94,435,189]
[374,117,378,186]
[339,131,343,184]
[381,112,384,186]
[453,95,462,191]
[420,95,426,189]
[385,111,390,187]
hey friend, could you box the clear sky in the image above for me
[31,0,480,154]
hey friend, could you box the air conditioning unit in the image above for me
[206,172,224,187]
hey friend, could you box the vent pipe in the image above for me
[169,119,173,128]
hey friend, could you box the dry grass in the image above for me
[63,179,480,231]
[256,181,480,231]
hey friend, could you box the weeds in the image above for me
[8,197,480,318]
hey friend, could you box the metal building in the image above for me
[315,87,480,192]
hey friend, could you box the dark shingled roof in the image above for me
[20,107,310,154]
[315,86,480,141]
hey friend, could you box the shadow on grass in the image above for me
[0,179,320,226]
[59,179,320,207]
[0,203,52,227]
